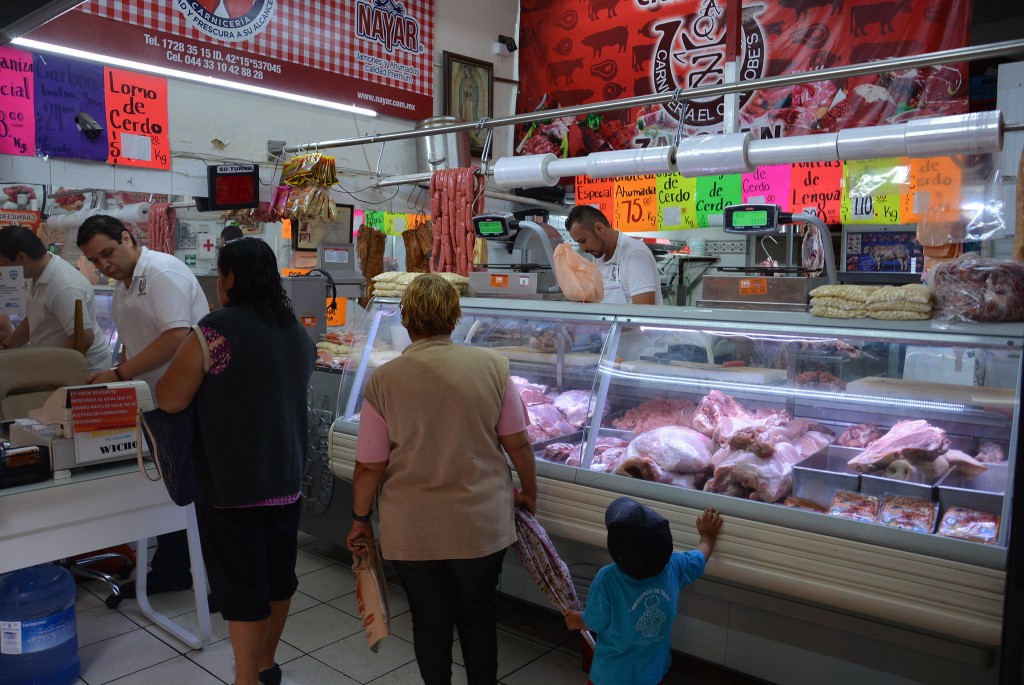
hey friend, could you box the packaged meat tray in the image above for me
[783,496,827,513]
[936,506,1000,544]
[827,491,880,523]
[878,495,938,533]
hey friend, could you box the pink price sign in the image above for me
[742,165,791,210]
[0,46,35,156]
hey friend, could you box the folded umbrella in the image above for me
[513,507,596,648]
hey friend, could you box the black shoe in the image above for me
[119,574,193,599]
[259,663,282,685]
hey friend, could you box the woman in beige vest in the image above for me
[347,273,538,685]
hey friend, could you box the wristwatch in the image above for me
[352,510,372,523]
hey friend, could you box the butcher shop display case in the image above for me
[330,297,1022,663]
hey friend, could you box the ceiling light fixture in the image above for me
[12,37,378,117]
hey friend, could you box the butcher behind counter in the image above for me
[566,205,662,306]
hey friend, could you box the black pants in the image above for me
[392,548,507,685]
[150,530,192,587]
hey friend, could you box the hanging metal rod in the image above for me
[372,171,568,213]
[284,38,1024,154]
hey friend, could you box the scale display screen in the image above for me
[723,204,779,234]
[731,210,768,227]
[473,212,516,239]
[478,220,505,236]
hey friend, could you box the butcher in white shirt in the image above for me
[566,205,663,305]
[0,226,112,372]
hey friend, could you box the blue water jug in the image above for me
[0,564,79,685]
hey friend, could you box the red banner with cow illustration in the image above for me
[516,0,971,157]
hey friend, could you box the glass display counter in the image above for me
[331,297,1022,652]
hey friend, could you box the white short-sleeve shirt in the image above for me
[596,232,663,305]
[28,254,112,373]
[112,247,208,393]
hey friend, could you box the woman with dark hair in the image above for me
[156,237,315,685]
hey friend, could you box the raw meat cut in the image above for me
[883,456,950,483]
[846,420,950,473]
[726,418,831,457]
[512,376,552,406]
[553,390,597,429]
[976,441,1006,464]
[611,397,696,433]
[705,442,804,503]
[713,409,790,446]
[791,430,835,459]
[541,442,578,464]
[690,390,750,437]
[614,456,673,484]
[795,370,846,391]
[527,404,575,443]
[561,436,630,469]
[943,449,988,478]
[588,446,627,472]
[624,426,713,474]
[837,423,884,448]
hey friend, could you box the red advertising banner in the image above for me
[105,68,170,169]
[27,0,433,121]
[516,0,970,157]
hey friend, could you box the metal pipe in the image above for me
[371,171,567,212]
[283,38,1024,153]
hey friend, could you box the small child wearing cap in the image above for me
[564,497,722,685]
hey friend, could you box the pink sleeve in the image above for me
[497,377,529,436]
[355,401,391,463]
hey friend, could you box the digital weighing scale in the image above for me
[698,204,837,312]
[467,212,565,299]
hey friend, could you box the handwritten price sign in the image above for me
[614,175,658,232]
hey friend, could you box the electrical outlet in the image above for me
[705,239,746,254]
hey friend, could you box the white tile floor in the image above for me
[67,532,593,685]
[68,532,759,685]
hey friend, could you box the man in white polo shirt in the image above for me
[566,205,663,305]
[78,214,208,598]
[0,226,111,372]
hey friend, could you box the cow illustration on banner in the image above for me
[516,0,970,156]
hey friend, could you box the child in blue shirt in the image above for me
[564,498,722,685]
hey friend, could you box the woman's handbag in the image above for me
[136,405,198,506]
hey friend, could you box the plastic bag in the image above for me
[553,243,604,303]
[932,253,1024,322]
[351,537,391,652]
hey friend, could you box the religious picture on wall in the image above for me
[443,52,494,156]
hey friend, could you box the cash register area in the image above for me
[66,535,758,685]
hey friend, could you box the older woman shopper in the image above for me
[346,273,538,685]
[156,237,315,685]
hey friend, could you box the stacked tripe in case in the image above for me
[371,271,469,298]
[809,284,934,320]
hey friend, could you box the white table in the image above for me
[0,462,211,649]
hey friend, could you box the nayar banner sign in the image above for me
[27,0,433,120]
[516,0,970,157]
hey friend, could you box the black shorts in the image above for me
[195,500,301,622]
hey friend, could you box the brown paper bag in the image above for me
[351,537,391,652]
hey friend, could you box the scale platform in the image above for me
[468,270,562,299]
[697,274,828,312]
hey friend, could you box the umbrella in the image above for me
[513,507,597,649]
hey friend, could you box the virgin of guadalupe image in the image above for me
[455,64,485,148]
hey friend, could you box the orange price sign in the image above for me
[326,298,347,326]
[613,175,658,232]
[739,278,768,296]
